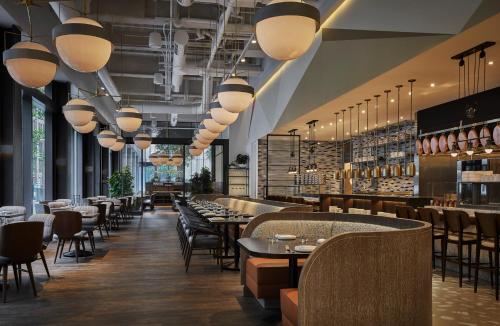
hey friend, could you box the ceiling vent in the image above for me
[149,32,162,49]
[153,72,164,85]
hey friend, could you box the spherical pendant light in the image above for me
[63,98,95,126]
[198,128,219,140]
[73,115,97,134]
[193,139,210,149]
[110,136,125,151]
[216,78,254,113]
[97,130,117,148]
[149,152,160,166]
[133,132,152,150]
[255,0,320,61]
[158,152,169,165]
[116,106,142,132]
[2,41,58,88]
[189,146,203,157]
[172,154,183,166]
[52,17,112,73]
[209,101,239,125]
[195,133,212,145]
[202,118,226,133]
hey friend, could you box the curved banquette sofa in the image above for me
[240,212,432,326]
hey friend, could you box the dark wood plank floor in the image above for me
[0,209,280,326]
[1,208,499,325]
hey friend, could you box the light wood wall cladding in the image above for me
[258,137,342,198]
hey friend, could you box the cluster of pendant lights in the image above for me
[149,151,183,167]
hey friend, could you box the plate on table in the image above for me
[294,245,317,253]
[197,209,210,213]
[208,217,225,222]
[203,212,217,217]
[316,239,326,245]
[275,234,297,240]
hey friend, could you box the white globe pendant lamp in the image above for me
[216,78,254,113]
[116,106,142,132]
[193,139,210,149]
[189,146,203,157]
[110,136,125,151]
[198,128,219,140]
[194,133,211,145]
[149,152,160,166]
[172,154,183,166]
[255,0,320,61]
[52,17,112,73]
[73,115,97,134]
[133,132,152,150]
[201,118,226,133]
[2,41,59,88]
[209,101,239,125]
[63,98,95,126]
[97,129,117,148]
[158,152,169,165]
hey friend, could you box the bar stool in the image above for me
[442,209,476,287]
[417,207,444,269]
[474,212,500,300]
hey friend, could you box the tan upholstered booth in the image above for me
[240,212,432,325]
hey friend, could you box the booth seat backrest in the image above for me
[214,198,282,216]
[56,199,72,206]
[250,220,397,241]
[298,218,431,326]
[28,214,55,242]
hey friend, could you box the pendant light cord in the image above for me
[374,95,380,168]
[396,85,402,168]
[384,90,390,165]
[357,103,361,171]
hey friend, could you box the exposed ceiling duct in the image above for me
[139,103,203,115]
[172,30,189,92]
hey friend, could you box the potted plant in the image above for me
[235,154,249,168]
[190,167,213,194]
[108,166,134,197]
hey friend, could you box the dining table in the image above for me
[62,210,99,258]
[238,237,315,287]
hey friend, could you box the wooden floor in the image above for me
[0,209,499,325]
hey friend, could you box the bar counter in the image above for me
[319,193,432,213]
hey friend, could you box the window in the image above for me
[32,98,46,207]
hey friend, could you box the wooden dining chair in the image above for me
[52,211,84,263]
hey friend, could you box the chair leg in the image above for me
[185,246,193,272]
[17,264,22,286]
[12,264,19,292]
[442,238,448,282]
[458,242,463,287]
[489,251,494,288]
[68,239,73,252]
[40,251,50,278]
[474,243,481,293]
[468,244,472,281]
[54,239,61,264]
[75,239,79,264]
[432,237,436,269]
[26,262,37,297]
[59,240,66,258]
[495,249,499,301]
[98,226,104,240]
[2,265,7,303]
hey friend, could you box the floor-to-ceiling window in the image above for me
[32,97,46,207]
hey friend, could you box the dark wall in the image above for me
[417,86,500,134]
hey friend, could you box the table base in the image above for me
[63,250,94,258]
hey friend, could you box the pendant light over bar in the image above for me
[288,129,298,175]
[406,79,417,176]
[353,103,362,179]
[382,90,391,178]
[341,109,347,179]
[52,17,112,73]
[347,106,355,179]
[392,85,403,177]
[254,0,320,61]
[373,95,381,178]
[334,113,341,180]
[363,99,372,179]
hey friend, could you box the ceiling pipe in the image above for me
[137,103,203,115]
[172,30,189,93]
[206,0,235,72]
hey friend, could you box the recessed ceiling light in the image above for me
[331,137,334,140]
[430,83,435,87]
[488,60,494,65]
[100,86,105,90]
[400,116,404,120]
[251,39,257,44]
[305,137,308,140]
[387,120,390,123]
[339,119,342,122]
[390,99,395,103]
[329,122,333,126]
[320,125,324,128]
[241,58,246,63]
[408,91,412,95]
[364,127,367,130]
[346,132,350,135]
[361,110,365,114]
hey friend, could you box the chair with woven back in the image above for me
[417,207,444,269]
[0,221,44,302]
[442,209,476,287]
[474,212,500,300]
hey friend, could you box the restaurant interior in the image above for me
[1,0,500,325]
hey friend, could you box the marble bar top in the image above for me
[320,193,432,201]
